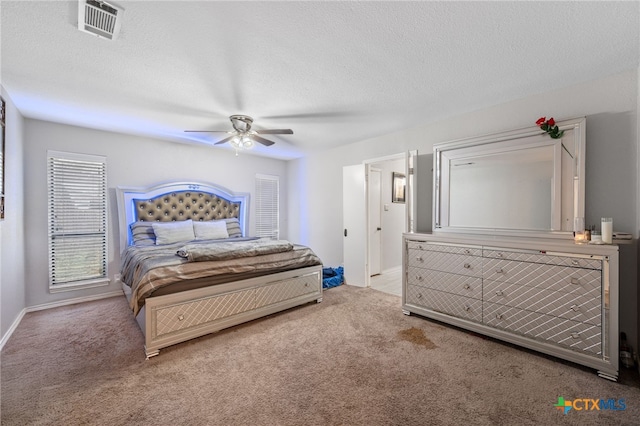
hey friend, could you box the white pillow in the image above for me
[152,220,195,245]
[193,220,229,240]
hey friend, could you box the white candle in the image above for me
[573,217,586,244]
[601,217,613,244]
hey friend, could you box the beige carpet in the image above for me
[1,285,639,425]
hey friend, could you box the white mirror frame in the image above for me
[433,117,586,239]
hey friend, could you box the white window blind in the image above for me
[255,174,279,240]
[47,151,107,291]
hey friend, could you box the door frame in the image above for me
[368,167,382,277]
[363,152,407,287]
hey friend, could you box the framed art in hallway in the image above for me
[392,172,405,203]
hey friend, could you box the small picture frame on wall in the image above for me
[392,172,406,203]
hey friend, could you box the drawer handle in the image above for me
[463,284,470,290]
[571,260,580,266]
[416,256,423,262]
[495,268,504,274]
[570,278,580,285]
[495,290,504,296]
[464,249,471,254]
[305,282,309,287]
[417,293,423,299]
[418,245,423,250]
[178,314,185,321]
[497,252,504,258]
[417,275,424,281]
[463,263,471,269]
[463,305,471,312]
[496,314,504,320]
[571,332,580,339]
[570,304,580,312]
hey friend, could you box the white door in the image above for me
[343,164,367,287]
[368,168,382,276]
[407,150,418,233]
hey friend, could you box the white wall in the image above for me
[22,119,288,307]
[287,69,639,352]
[0,89,26,342]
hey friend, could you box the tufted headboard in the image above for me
[116,182,249,251]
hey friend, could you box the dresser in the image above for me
[402,233,619,381]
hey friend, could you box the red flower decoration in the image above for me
[536,116,564,139]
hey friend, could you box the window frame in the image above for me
[47,150,109,292]
[255,174,280,240]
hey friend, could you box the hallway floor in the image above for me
[369,267,401,296]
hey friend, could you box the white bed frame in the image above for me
[116,181,323,358]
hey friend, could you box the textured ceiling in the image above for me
[1,1,639,160]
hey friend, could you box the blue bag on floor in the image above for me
[322,266,344,289]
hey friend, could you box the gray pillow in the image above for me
[130,221,156,246]
[193,220,229,240]
[152,220,196,245]
[224,218,243,238]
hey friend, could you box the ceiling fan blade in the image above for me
[252,135,275,146]
[214,135,236,145]
[184,130,230,133]
[255,129,293,135]
[261,111,358,120]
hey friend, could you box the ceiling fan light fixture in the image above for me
[229,135,242,148]
[242,136,254,148]
[228,133,255,155]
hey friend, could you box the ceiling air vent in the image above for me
[78,0,123,40]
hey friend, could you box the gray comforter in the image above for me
[120,238,322,315]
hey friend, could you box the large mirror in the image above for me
[434,117,585,238]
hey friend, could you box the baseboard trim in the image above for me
[0,308,27,351]
[26,290,124,313]
[0,291,124,351]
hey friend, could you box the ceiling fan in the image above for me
[185,115,293,151]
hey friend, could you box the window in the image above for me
[255,174,279,239]
[47,150,108,291]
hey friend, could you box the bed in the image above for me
[116,181,323,358]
